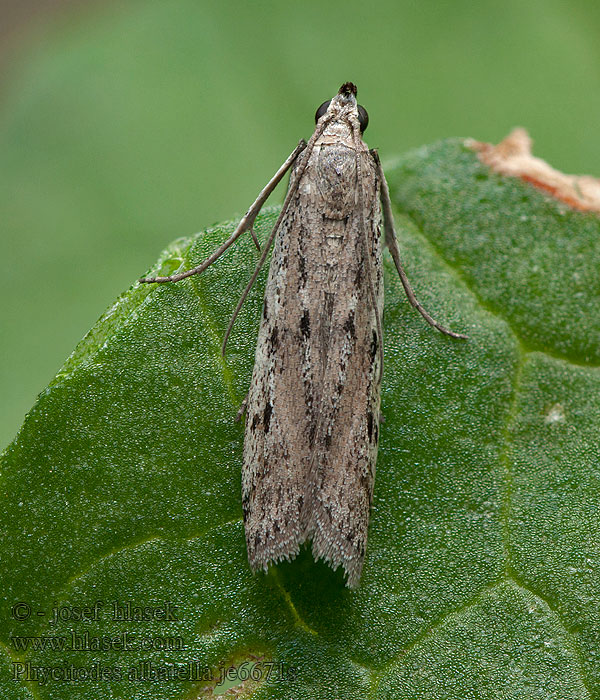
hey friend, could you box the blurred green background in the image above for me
[2,0,600,450]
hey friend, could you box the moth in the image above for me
[141,83,466,587]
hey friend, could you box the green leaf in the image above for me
[1,139,599,699]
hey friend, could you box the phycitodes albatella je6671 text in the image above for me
[141,82,467,587]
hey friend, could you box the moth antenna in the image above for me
[371,150,468,340]
[354,125,384,383]
[139,140,307,284]
[221,116,333,356]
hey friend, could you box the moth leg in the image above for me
[235,393,249,423]
[250,227,261,252]
[371,150,468,340]
[139,139,307,284]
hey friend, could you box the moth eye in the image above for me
[358,105,369,133]
[315,100,331,123]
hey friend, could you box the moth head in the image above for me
[314,82,369,133]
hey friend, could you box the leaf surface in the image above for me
[1,139,599,699]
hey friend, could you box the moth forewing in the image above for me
[242,106,384,587]
[304,146,384,588]
[140,82,466,588]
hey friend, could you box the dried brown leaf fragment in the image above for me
[467,128,600,213]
